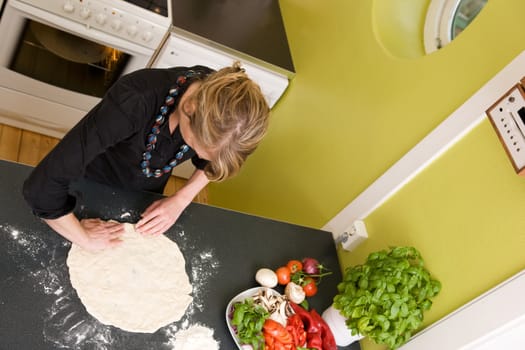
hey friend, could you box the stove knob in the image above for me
[95,13,107,25]
[79,6,91,19]
[126,25,138,37]
[111,19,122,32]
[142,31,153,42]
[62,1,75,13]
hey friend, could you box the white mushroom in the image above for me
[252,288,293,327]
[255,268,278,288]
[285,282,306,304]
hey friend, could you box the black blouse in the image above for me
[23,65,213,219]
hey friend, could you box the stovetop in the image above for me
[170,0,295,73]
[122,0,168,17]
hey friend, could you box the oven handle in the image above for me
[7,0,155,56]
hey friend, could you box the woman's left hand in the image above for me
[135,196,186,236]
[136,169,209,236]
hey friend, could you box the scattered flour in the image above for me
[1,223,222,349]
[172,325,220,350]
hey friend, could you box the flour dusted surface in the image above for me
[67,223,192,333]
[173,325,219,350]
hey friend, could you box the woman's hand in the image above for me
[80,218,125,251]
[136,169,210,236]
[135,197,185,236]
[44,214,124,252]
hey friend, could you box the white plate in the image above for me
[225,287,283,350]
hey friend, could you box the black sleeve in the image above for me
[22,76,147,219]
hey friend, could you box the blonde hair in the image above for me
[189,62,270,181]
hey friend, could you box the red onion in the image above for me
[302,257,320,275]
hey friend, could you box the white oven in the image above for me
[0,0,170,137]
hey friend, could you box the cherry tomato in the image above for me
[275,266,291,285]
[302,277,318,297]
[286,260,303,274]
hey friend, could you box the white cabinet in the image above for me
[152,33,289,108]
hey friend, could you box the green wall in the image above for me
[344,120,525,350]
[210,1,525,348]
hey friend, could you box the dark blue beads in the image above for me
[141,70,198,178]
[147,134,157,144]
[165,96,174,106]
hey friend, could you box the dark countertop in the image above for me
[0,160,359,349]
[171,0,295,74]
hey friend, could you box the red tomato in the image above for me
[275,266,291,285]
[302,277,318,297]
[263,319,294,345]
[286,260,303,274]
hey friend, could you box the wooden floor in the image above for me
[0,123,208,204]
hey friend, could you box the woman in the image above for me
[23,62,270,251]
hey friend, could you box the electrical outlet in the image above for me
[339,220,368,251]
[486,81,525,176]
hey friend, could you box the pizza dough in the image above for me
[67,223,192,333]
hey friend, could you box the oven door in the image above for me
[0,0,155,137]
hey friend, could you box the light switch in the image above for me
[486,81,525,176]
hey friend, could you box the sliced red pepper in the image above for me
[290,302,320,333]
[290,303,322,350]
[306,332,323,350]
[310,308,337,350]
[290,302,338,350]
[286,314,307,347]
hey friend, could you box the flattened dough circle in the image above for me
[67,223,192,333]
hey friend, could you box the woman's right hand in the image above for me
[44,214,125,252]
[80,218,124,251]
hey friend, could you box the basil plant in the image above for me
[333,246,441,349]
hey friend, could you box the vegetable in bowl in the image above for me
[226,287,292,350]
[226,287,338,350]
[230,297,269,350]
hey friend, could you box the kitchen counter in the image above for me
[170,0,295,75]
[0,160,359,349]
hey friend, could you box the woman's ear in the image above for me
[182,99,196,119]
[180,84,199,118]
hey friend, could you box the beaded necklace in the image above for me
[140,70,200,178]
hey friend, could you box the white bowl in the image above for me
[225,287,283,350]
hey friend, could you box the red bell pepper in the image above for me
[307,332,323,350]
[286,314,307,347]
[290,302,338,350]
[290,302,320,333]
[310,308,337,350]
